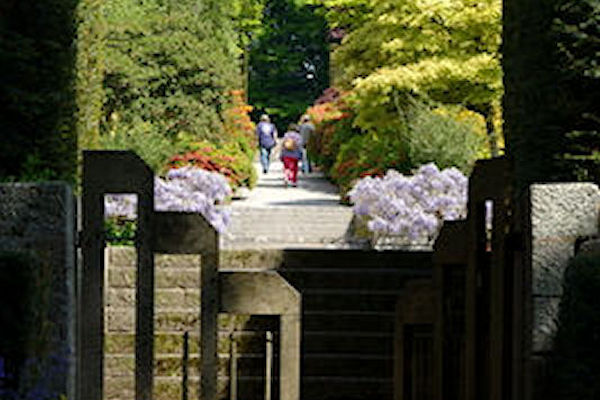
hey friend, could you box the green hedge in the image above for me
[503,0,600,189]
[0,0,78,183]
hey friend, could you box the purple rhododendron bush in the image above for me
[348,163,468,247]
[105,166,232,234]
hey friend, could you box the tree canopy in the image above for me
[314,0,503,155]
[248,0,330,131]
[101,0,241,143]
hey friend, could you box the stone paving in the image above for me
[221,159,354,249]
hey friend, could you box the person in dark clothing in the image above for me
[299,114,315,174]
[256,114,278,173]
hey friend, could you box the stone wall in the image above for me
[105,246,433,400]
[0,183,76,399]
[527,183,600,397]
[105,247,294,400]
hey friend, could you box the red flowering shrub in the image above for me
[167,90,258,190]
[223,90,257,156]
[305,88,360,171]
[168,141,256,189]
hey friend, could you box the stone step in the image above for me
[223,206,353,246]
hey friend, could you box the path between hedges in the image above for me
[220,159,354,249]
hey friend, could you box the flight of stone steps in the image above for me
[221,206,354,249]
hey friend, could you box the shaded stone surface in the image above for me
[0,183,76,399]
[531,297,561,353]
[529,184,600,356]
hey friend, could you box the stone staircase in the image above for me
[221,206,354,249]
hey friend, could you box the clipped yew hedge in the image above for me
[0,0,79,183]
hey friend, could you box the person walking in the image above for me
[280,124,303,187]
[299,114,315,174]
[256,114,278,173]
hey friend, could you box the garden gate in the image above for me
[76,150,301,400]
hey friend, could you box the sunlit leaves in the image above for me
[325,0,503,154]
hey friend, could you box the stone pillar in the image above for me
[0,183,76,399]
[526,183,600,398]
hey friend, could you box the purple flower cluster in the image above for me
[348,163,468,243]
[104,167,232,233]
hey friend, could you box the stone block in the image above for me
[0,183,76,399]
[155,268,200,288]
[530,183,600,239]
[156,253,200,269]
[106,309,135,332]
[107,267,136,288]
[183,289,201,308]
[532,296,560,353]
[220,249,283,270]
[155,288,187,309]
[107,246,136,268]
[106,288,136,309]
[104,376,134,400]
[105,333,135,354]
[155,310,200,332]
[532,238,575,296]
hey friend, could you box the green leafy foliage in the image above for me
[306,88,486,198]
[306,89,360,170]
[404,103,487,173]
[305,0,375,31]
[73,0,258,185]
[248,0,330,130]
[554,0,600,182]
[105,219,136,246]
[101,0,241,145]
[0,0,78,183]
[331,132,411,201]
[98,119,178,174]
[319,0,503,155]
[75,0,106,152]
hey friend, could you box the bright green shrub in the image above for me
[405,104,487,174]
[104,219,136,246]
[321,99,485,199]
[99,119,177,174]
[99,0,241,148]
